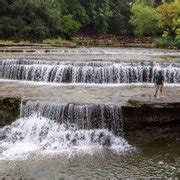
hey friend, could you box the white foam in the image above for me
[0,79,180,88]
[31,47,180,56]
[0,114,134,160]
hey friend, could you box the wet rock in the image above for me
[0,97,21,127]
[122,94,180,131]
[0,129,5,139]
[102,135,111,147]
[71,138,77,145]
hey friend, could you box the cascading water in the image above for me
[20,101,123,134]
[0,59,179,84]
[0,100,133,160]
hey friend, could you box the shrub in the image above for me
[153,38,171,48]
[173,40,180,49]
[153,38,179,48]
[42,38,74,46]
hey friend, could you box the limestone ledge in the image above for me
[0,95,179,145]
[122,94,180,131]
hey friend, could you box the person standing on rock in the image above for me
[154,71,164,98]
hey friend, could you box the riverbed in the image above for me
[0,47,179,179]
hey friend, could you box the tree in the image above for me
[81,0,112,34]
[0,0,81,40]
[109,0,133,36]
[129,3,158,36]
[59,15,81,36]
[135,0,174,6]
[156,2,179,37]
[135,0,154,6]
[67,2,90,27]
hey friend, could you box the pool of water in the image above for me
[0,139,180,179]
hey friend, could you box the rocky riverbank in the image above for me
[0,36,153,49]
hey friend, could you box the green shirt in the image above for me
[155,74,164,85]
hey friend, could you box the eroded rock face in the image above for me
[122,94,180,146]
[0,97,21,127]
[124,123,180,146]
[122,95,180,131]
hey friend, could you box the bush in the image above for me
[42,38,74,46]
[153,38,179,48]
[75,39,120,47]
[173,40,180,49]
[153,38,170,48]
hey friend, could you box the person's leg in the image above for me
[154,84,159,97]
[160,84,163,98]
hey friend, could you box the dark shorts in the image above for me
[155,83,163,85]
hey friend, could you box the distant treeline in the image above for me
[0,0,179,44]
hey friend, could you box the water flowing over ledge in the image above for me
[0,100,133,160]
[20,100,123,135]
[24,47,180,56]
[0,59,179,84]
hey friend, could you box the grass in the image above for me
[0,40,14,46]
[42,38,75,46]
[0,37,179,49]
[75,39,121,47]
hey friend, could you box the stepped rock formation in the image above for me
[0,59,179,84]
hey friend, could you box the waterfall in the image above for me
[20,100,123,135]
[0,100,132,160]
[0,59,179,84]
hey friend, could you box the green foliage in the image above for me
[0,0,81,41]
[175,28,180,41]
[129,4,158,36]
[153,38,172,48]
[42,37,74,46]
[75,39,120,47]
[156,2,179,37]
[135,0,154,6]
[0,0,179,46]
[173,40,180,49]
[67,3,90,27]
[153,37,180,48]
[82,0,112,33]
[135,0,174,6]
[109,0,132,35]
[174,17,180,41]
[59,15,81,36]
